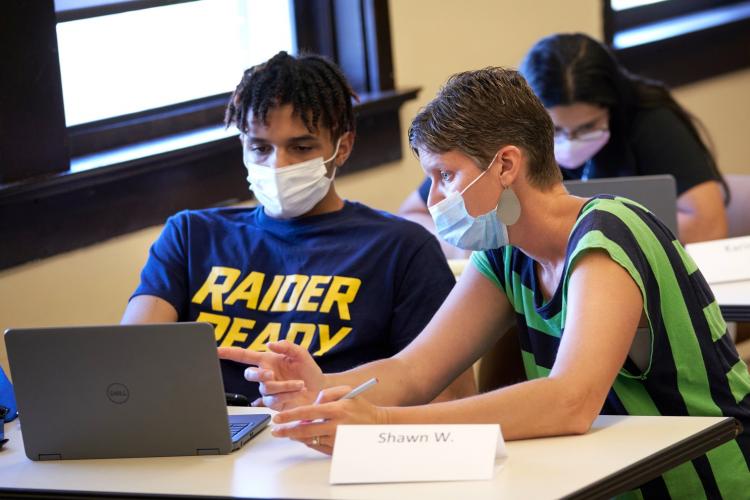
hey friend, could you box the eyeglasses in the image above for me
[553,112,609,142]
[554,128,609,143]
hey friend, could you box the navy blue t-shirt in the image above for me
[132,201,455,400]
[418,177,431,204]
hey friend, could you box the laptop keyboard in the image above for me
[229,422,249,437]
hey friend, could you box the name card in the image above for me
[329,424,506,484]
[686,235,750,284]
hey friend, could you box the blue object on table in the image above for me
[0,367,17,422]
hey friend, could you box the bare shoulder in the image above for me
[567,248,643,309]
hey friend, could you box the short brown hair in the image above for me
[409,67,561,188]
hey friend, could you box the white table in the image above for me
[0,408,739,500]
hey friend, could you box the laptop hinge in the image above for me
[197,448,220,455]
[38,453,62,461]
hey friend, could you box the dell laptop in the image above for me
[564,174,678,235]
[5,323,270,460]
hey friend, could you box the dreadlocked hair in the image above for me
[225,51,359,141]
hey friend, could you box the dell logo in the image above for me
[106,383,129,404]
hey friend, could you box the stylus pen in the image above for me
[299,378,380,424]
[340,377,378,400]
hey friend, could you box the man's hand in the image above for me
[218,341,326,411]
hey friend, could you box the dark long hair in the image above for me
[520,33,728,202]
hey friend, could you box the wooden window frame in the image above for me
[603,0,750,87]
[0,0,418,270]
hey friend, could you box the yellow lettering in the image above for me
[191,266,241,312]
[195,311,231,343]
[314,325,352,356]
[271,275,309,312]
[219,317,255,348]
[320,276,361,320]
[247,322,281,351]
[285,323,316,350]
[225,271,265,310]
[297,275,332,312]
[258,275,284,311]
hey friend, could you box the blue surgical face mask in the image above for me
[428,156,509,250]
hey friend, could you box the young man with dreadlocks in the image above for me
[122,51,475,405]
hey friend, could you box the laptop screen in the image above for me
[564,175,678,235]
[5,323,269,460]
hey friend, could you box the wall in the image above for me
[673,67,750,173]
[1,0,748,375]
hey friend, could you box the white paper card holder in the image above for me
[329,424,506,484]
[685,236,750,284]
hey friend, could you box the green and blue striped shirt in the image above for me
[473,195,750,499]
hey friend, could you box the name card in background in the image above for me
[330,424,506,484]
[685,235,750,284]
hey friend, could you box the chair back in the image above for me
[726,174,750,237]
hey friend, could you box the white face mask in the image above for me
[554,130,610,169]
[244,139,341,219]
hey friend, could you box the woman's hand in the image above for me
[270,386,389,455]
[218,341,325,411]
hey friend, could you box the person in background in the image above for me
[121,51,475,405]
[400,33,729,246]
[520,33,728,244]
[222,67,750,499]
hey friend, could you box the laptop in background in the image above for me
[5,323,270,461]
[564,174,678,235]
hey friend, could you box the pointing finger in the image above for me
[217,347,270,366]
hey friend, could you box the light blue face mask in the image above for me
[428,156,518,251]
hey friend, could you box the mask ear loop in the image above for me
[459,152,499,197]
[323,137,343,181]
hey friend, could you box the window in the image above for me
[604,0,750,87]
[610,0,667,9]
[0,0,415,269]
[57,1,293,126]
[58,0,295,157]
